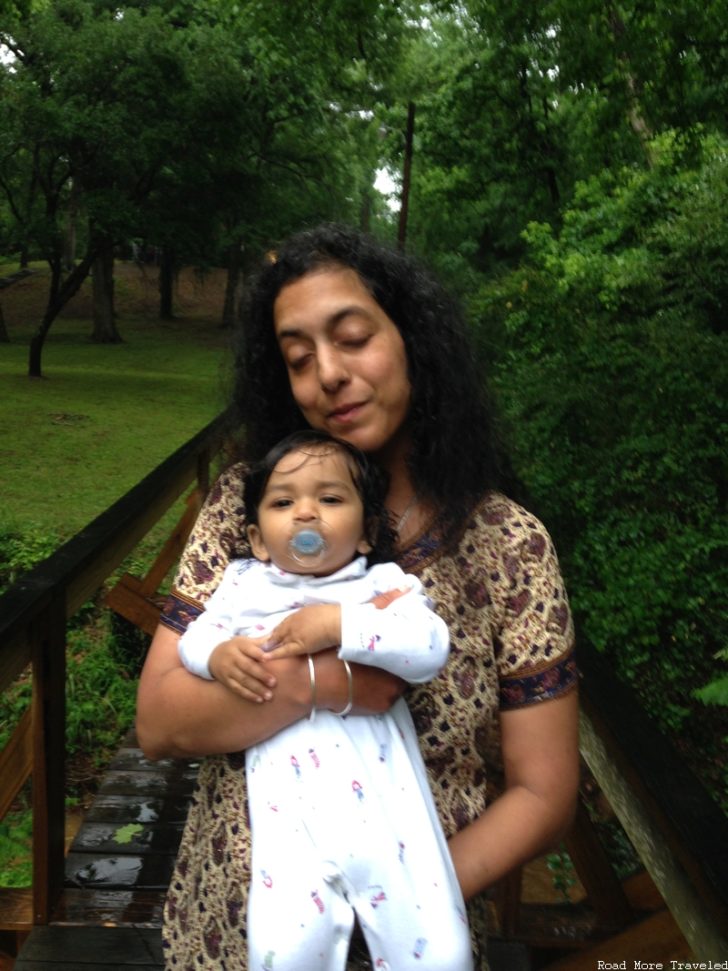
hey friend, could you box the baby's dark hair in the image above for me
[243,430,397,566]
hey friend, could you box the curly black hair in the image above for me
[243,429,397,566]
[232,223,514,547]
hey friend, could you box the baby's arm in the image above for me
[178,561,275,702]
[261,604,341,658]
[262,565,448,684]
[339,564,449,684]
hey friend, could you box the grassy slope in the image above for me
[1,262,231,538]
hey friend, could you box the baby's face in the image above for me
[247,446,371,576]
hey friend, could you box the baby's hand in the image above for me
[263,604,341,659]
[209,636,276,702]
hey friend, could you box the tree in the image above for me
[0,1,271,373]
[471,132,727,748]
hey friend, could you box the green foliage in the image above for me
[0,524,61,594]
[65,617,138,762]
[473,131,727,764]
[696,675,728,707]
[546,845,577,903]
[0,808,32,888]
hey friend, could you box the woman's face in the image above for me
[273,267,411,461]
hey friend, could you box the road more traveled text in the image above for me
[597,963,728,970]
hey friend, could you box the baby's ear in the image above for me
[356,537,373,556]
[357,518,376,556]
[247,524,270,562]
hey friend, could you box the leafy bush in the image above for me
[0,808,32,888]
[472,130,727,802]
[0,524,62,594]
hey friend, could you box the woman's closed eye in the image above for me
[287,353,312,372]
[337,334,369,350]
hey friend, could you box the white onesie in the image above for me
[179,556,473,971]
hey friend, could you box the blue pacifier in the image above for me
[289,528,327,565]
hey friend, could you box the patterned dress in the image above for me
[159,463,577,970]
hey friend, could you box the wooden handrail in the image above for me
[0,411,230,927]
[578,643,728,958]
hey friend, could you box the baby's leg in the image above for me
[355,885,472,971]
[247,817,355,971]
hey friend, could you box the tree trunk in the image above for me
[222,241,245,329]
[397,102,416,251]
[0,301,9,342]
[91,242,121,343]
[159,249,175,319]
[62,178,79,272]
[607,2,655,166]
[28,250,97,378]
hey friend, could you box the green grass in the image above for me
[1,282,231,538]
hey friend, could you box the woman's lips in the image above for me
[328,402,366,424]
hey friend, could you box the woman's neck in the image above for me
[379,446,433,549]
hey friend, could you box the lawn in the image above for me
[1,262,232,539]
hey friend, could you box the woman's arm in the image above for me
[136,622,405,761]
[447,689,579,900]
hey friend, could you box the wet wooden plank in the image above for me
[84,793,193,826]
[97,769,197,798]
[65,853,175,891]
[14,925,163,967]
[52,889,165,928]
[70,821,185,856]
[106,748,199,776]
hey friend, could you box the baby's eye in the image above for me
[320,495,343,505]
[270,498,293,508]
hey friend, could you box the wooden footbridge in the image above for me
[1,416,727,970]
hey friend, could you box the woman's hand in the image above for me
[137,624,312,760]
[136,622,406,761]
[313,650,406,715]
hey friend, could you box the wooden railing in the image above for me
[577,647,728,958]
[1,414,727,961]
[0,413,228,930]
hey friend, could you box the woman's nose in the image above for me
[317,348,348,392]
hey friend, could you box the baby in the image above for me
[179,430,472,971]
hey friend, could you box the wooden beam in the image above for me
[30,594,66,925]
[579,708,728,959]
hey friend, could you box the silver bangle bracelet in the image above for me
[333,659,353,717]
[307,654,317,722]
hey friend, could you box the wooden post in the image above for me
[30,594,67,924]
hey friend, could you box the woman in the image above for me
[136,224,579,969]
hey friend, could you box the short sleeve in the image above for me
[487,501,577,709]
[159,462,250,635]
